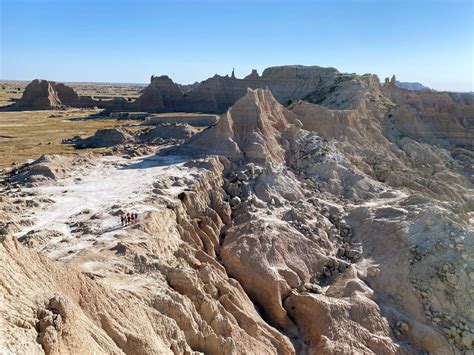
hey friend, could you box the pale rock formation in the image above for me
[183,88,301,164]
[382,76,473,149]
[290,77,473,208]
[173,88,418,353]
[1,156,295,354]
[0,234,180,354]
[347,198,472,354]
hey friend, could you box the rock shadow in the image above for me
[119,154,190,170]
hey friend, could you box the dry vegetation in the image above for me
[0,81,27,107]
[68,82,146,101]
[0,80,146,108]
[0,81,211,171]
[0,81,150,170]
[0,109,143,170]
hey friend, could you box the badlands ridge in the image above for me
[1,65,473,354]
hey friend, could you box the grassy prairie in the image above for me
[0,81,26,107]
[0,109,140,170]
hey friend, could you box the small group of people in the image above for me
[121,212,139,226]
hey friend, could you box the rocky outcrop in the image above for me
[0,234,180,354]
[11,80,130,111]
[382,75,474,149]
[168,85,471,354]
[180,89,304,164]
[290,75,473,208]
[1,156,296,354]
[130,75,185,112]
[14,80,80,110]
[127,66,341,113]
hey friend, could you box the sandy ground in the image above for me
[15,153,193,263]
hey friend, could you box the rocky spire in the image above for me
[244,69,260,80]
[184,88,301,164]
[384,75,397,88]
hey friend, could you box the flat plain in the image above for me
[0,82,145,170]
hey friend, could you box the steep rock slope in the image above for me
[127,65,340,113]
[131,75,185,112]
[173,90,462,354]
[1,155,295,354]
[182,88,301,164]
[289,80,474,353]
[291,74,473,208]
[382,76,474,149]
[171,88,472,353]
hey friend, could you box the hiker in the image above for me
[134,212,138,222]
[120,215,125,226]
[127,212,131,224]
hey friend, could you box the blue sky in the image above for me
[1,0,472,91]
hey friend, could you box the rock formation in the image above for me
[1,66,473,355]
[182,88,302,164]
[1,156,295,354]
[12,79,129,111]
[14,80,80,110]
[131,66,340,113]
[11,154,82,184]
[130,75,185,112]
[382,78,473,149]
